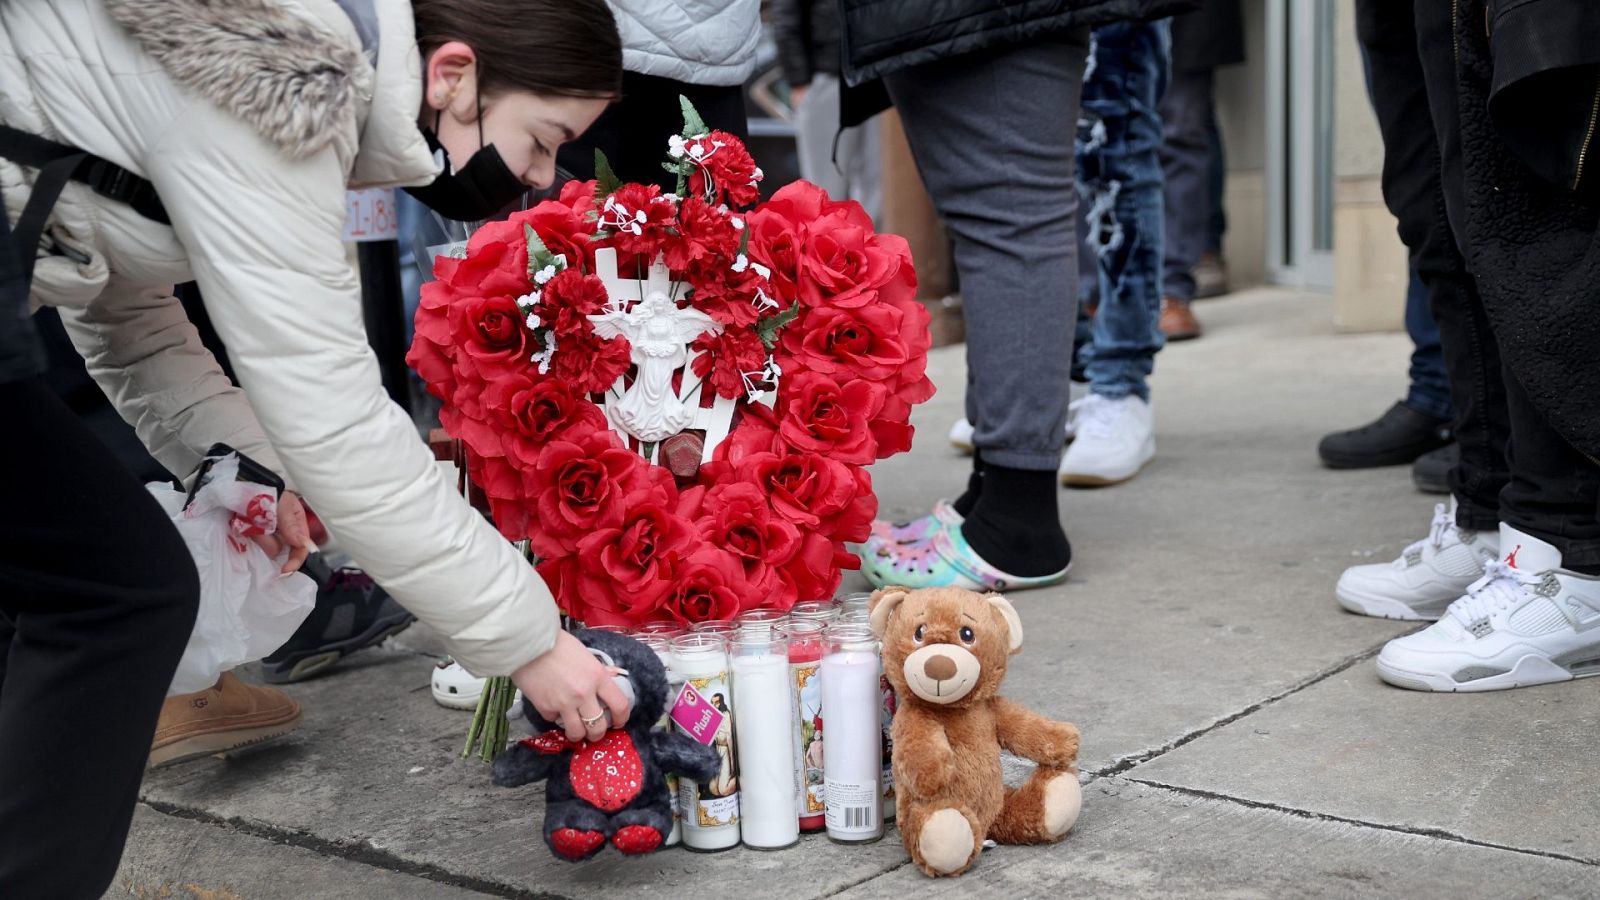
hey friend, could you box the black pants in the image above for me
[0,378,199,898]
[558,72,749,189]
[1356,0,1600,572]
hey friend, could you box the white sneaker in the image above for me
[948,417,976,454]
[1058,393,1154,486]
[1376,525,1600,692]
[1336,500,1500,621]
[431,658,485,710]
[949,384,1088,455]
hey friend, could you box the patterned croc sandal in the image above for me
[867,499,965,547]
[857,520,1070,592]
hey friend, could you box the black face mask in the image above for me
[404,107,527,222]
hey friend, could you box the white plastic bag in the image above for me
[149,456,316,695]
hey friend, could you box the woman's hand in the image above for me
[512,631,633,743]
[249,490,313,574]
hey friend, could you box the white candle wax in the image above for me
[731,652,799,849]
[671,640,740,851]
[654,647,683,847]
[820,648,884,842]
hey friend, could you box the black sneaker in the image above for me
[1317,401,1452,469]
[1411,442,1457,495]
[261,556,415,684]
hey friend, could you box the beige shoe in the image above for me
[149,671,302,768]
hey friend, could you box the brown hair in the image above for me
[412,0,623,99]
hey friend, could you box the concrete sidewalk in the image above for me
[113,289,1600,899]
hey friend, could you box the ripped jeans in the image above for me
[1072,21,1170,402]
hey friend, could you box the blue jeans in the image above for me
[1072,21,1170,402]
[1403,266,1453,421]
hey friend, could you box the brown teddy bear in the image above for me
[869,586,1082,877]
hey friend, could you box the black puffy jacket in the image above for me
[839,0,1199,85]
[772,0,843,87]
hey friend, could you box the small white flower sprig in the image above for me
[519,228,569,374]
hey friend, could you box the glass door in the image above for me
[1265,0,1336,289]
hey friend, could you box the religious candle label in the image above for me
[674,676,739,831]
[670,681,726,745]
[792,662,826,820]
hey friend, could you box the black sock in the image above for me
[960,464,1071,577]
[951,453,985,518]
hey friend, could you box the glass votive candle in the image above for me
[637,621,688,639]
[789,600,838,623]
[737,608,789,637]
[669,634,739,851]
[836,592,874,616]
[729,631,799,850]
[690,620,739,640]
[780,619,829,832]
[821,623,884,844]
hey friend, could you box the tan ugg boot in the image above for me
[149,671,302,768]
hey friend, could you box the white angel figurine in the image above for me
[588,291,721,443]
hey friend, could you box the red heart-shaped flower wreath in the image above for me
[408,110,934,627]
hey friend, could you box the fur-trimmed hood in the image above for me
[101,0,373,161]
[99,0,435,185]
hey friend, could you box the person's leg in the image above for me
[883,34,1088,579]
[1353,0,1506,526]
[1156,67,1211,337]
[1403,267,1453,422]
[1077,21,1168,405]
[1204,109,1227,255]
[1060,22,1166,486]
[846,114,884,225]
[793,73,850,200]
[0,378,200,898]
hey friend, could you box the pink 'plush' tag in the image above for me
[669,682,724,745]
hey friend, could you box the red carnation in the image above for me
[598,183,677,260]
[545,327,631,394]
[692,327,768,400]
[664,197,741,273]
[776,371,887,465]
[684,131,763,208]
[533,268,609,336]
[687,263,780,328]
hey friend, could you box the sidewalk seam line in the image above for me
[822,860,915,896]
[1091,635,1403,778]
[1118,776,1600,868]
[138,797,568,900]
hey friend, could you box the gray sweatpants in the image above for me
[885,33,1090,471]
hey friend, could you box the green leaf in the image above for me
[679,94,710,138]
[594,148,622,199]
[756,302,801,349]
[524,223,558,276]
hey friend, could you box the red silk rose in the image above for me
[409,115,930,628]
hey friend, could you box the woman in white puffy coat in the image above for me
[0,1,631,893]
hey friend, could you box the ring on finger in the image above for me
[580,711,605,727]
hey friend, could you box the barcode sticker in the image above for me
[825,780,880,835]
